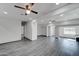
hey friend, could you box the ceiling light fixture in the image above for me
[25,10,31,14]
[49,21,52,24]
[32,20,36,22]
[56,3,60,5]
[60,14,64,16]
[3,11,8,14]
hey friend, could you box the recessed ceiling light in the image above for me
[56,3,60,5]
[60,14,64,16]
[49,21,52,23]
[32,20,36,22]
[3,11,8,14]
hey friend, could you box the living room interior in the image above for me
[0,3,79,56]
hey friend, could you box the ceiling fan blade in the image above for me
[14,5,25,10]
[31,10,38,14]
[20,13,27,16]
[30,3,34,6]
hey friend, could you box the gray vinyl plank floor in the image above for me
[0,37,79,56]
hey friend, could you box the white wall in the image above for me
[32,20,37,40]
[25,20,37,40]
[0,18,21,44]
[37,24,47,36]
[25,21,32,40]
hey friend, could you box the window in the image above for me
[64,27,76,35]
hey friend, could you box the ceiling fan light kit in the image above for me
[26,10,31,14]
[14,3,38,15]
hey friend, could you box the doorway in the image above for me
[47,24,55,37]
[21,21,27,39]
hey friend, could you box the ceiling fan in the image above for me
[14,3,38,15]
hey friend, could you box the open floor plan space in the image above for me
[0,37,79,56]
[1,3,79,56]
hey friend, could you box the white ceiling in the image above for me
[0,3,79,25]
